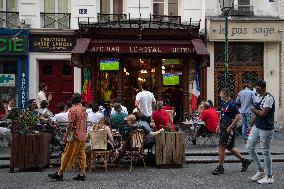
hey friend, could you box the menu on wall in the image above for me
[30,35,76,52]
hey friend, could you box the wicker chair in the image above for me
[89,129,116,172]
[119,129,146,173]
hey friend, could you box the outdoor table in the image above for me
[182,120,205,144]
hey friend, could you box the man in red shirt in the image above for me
[199,102,219,133]
[152,101,175,131]
[191,102,219,145]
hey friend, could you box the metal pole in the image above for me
[224,12,229,89]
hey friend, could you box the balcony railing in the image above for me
[230,5,254,16]
[151,15,181,23]
[98,13,127,22]
[40,12,71,29]
[78,13,200,32]
[0,11,19,28]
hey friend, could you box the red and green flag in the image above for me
[82,66,93,105]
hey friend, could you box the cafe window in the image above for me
[43,0,69,29]
[153,0,178,16]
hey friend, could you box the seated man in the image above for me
[110,103,128,135]
[152,101,175,131]
[52,102,68,124]
[110,97,128,115]
[120,114,163,151]
[191,101,219,145]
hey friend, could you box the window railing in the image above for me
[231,5,254,16]
[0,11,19,28]
[151,15,181,23]
[40,12,71,29]
[97,13,127,22]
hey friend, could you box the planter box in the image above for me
[10,133,52,172]
[155,132,185,168]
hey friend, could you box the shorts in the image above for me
[219,127,236,149]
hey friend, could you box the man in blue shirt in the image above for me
[212,88,251,175]
[236,84,255,142]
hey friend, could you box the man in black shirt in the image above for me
[212,88,251,175]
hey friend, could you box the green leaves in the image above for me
[10,111,40,135]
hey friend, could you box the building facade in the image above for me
[206,0,284,124]
[1,0,284,123]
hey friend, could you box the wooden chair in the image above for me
[89,129,116,172]
[119,129,146,173]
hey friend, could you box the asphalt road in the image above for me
[0,162,283,189]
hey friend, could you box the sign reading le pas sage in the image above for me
[209,21,284,41]
[30,35,76,52]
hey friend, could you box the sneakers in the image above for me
[257,176,274,184]
[73,174,86,181]
[241,159,252,172]
[211,166,225,175]
[48,172,63,181]
[251,171,265,181]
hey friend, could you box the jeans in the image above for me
[240,112,253,141]
[246,126,273,176]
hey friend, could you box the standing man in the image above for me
[212,88,251,175]
[246,80,275,184]
[135,82,156,125]
[48,93,87,181]
[236,83,255,142]
[36,83,52,108]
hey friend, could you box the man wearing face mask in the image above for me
[246,80,275,184]
[212,88,251,175]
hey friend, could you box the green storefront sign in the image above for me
[0,35,27,55]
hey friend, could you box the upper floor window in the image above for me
[41,0,70,29]
[44,0,68,13]
[153,0,178,16]
[0,0,18,28]
[0,0,17,11]
[100,0,123,14]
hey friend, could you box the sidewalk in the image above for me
[1,132,284,168]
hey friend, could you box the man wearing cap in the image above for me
[247,80,275,184]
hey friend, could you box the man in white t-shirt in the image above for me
[110,97,128,115]
[36,83,52,108]
[52,102,68,124]
[135,82,156,125]
[87,104,104,133]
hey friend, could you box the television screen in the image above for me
[163,74,180,85]
[99,58,119,71]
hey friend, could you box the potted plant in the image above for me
[155,123,185,168]
[9,110,52,172]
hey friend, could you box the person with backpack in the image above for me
[247,80,275,184]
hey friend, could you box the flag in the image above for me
[191,68,200,111]
[82,67,93,106]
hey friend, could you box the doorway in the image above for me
[39,60,74,113]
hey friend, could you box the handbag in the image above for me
[66,131,74,142]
